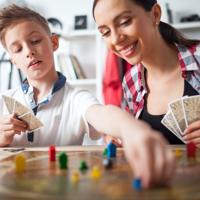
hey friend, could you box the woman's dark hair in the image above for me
[92,0,199,47]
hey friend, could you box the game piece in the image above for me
[91,166,101,179]
[58,152,68,169]
[103,158,113,169]
[175,148,182,157]
[187,142,196,159]
[102,148,107,157]
[49,145,56,162]
[107,142,116,158]
[132,178,142,191]
[79,160,88,172]
[71,170,80,184]
[15,153,26,173]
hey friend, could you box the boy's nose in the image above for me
[26,50,35,58]
[24,44,36,58]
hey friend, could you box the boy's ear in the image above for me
[151,3,161,26]
[51,34,59,51]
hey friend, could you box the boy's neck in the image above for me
[28,70,58,103]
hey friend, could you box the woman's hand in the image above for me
[104,135,123,147]
[183,120,200,148]
[121,120,175,188]
[0,114,28,146]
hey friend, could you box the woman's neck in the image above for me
[142,39,179,79]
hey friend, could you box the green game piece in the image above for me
[103,148,107,157]
[79,160,88,172]
[58,152,68,169]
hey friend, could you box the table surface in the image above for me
[0,145,199,200]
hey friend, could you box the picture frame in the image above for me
[74,15,87,30]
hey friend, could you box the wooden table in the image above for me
[0,145,200,200]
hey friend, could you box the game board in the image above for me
[0,146,200,200]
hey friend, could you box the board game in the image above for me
[0,145,200,200]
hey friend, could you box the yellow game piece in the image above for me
[91,166,101,179]
[15,153,26,173]
[175,148,182,157]
[71,170,80,184]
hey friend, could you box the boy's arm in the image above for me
[85,104,175,188]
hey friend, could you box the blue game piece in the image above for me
[107,142,116,158]
[132,178,142,191]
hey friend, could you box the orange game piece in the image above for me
[15,153,26,173]
[71,170,80,184]
[175,148,182,157]
[91,166,101,179]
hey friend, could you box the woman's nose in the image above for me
[111,31,125,45]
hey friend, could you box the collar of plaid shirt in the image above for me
[122,43,200,118]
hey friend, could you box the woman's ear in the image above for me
[51,34,59,51]
[151,3,161,26]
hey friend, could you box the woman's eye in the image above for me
[31,39,41,44]
[101,30,110,37]
[120,18,131,26]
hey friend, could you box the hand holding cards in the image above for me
[2,95,43,131]
[161,95,200,143]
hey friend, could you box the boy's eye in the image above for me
[13,47,22,53]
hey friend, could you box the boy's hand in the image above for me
[183,120,200,148]
[0,114,28,146]
[121,120,175,188]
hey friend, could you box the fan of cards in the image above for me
[2,95,43,131]
[161,95,200,143]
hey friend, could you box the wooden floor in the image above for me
[0,145,200,200]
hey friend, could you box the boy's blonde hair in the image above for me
[0,4,51,48]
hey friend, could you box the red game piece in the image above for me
[187,142,196,159]
[49,145,56,162]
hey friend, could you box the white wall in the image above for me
[8,0,95,34]
[0,0,200,93]
[0,0,97,92]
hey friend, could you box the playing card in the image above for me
[13,100,32,116]
[161,111,185,143]
[2,95,15,113]
[2,95,43,131]
[29,114,43,130]
[183,95,200,126]
[169,98,187,134]
[18,113,43,131]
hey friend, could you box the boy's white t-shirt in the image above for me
[0,83,101,147]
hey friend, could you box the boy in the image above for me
[0,5,174,188]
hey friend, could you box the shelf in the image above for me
[172,22,200,30]
[68,79,97,86]
[61,30,97,40]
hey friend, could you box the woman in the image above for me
[93,0,200,146]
